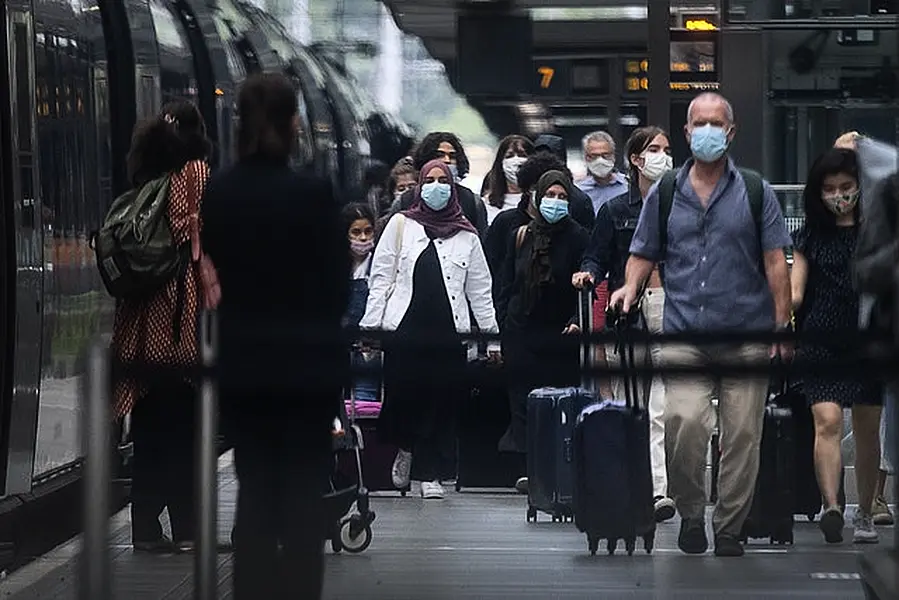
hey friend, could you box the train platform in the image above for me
[0,452,890,600]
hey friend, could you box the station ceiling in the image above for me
[381,1,722,61]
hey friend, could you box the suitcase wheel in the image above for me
[642,531,655,554]
[606,538,617,555]
[625,538,636,556]
[807,513,816,522]
[587,536,599,556]
[455,481,462,492]
[526,506,537,522]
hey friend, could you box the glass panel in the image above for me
[149,0,198,106]
[32,0,113,476]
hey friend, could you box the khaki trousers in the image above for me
[660,342,768,536]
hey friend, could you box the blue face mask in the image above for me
[689,124,729,163]
[539,197,569,224]
[420,181,451,211]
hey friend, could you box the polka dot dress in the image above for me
[792,224,881,407]
[111,160,210,418]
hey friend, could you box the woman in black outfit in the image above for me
[201,73,349,599]
[496,170,589,492]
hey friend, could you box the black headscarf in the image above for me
[523,170,572,314]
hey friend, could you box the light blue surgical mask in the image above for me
[689,124,729,163]
[421,182,451,211]
[539,197,569,224]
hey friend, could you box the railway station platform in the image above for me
[0,452,889,599]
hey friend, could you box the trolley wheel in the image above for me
[625,538,636,556]
[338,516,373,554]
[607,538,617,555]
[526,506,537,522]
[330,534,343,554]
[807,513,816,522]
[588,536,599,556]
[643,531,655,554]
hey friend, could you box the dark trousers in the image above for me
[130,380,197,543]
[230,400,332,600]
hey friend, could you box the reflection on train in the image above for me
[0,0,413,512]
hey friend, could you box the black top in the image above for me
[200,159,350,412]
[485,197,532,300]
[580,186,643,292]
[497,217,590,334]
[792,224,860,332]
[398,241,456,336]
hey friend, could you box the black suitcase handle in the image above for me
[606,306,648,410]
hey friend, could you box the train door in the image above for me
[3,1,44,494]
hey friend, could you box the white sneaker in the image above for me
[420,480,445,499]
[391,449,412,489]
[853,510,880,544]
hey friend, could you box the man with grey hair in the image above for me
[609,92,793,557]
[576,130,627,215]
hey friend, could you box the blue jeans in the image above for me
[351,349,380,402]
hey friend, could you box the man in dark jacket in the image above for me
[389,131,488,238]
[532,134,596,230]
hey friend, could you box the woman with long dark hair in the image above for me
[791,148,883,545]
[572,125,677,523]
[112,99,212,553]
[201,72,349,599]
[481,134,535,226]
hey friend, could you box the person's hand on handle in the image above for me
[563,323,580,335]
[608,283,639,315]
[572,272,595,290]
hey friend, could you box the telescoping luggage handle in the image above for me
[577,286,595,391]
[195,309,219,600]
[607,304,645,411]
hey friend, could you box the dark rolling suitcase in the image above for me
[739,373,796,545]
[525,286,596,522]
[572,300,655,556]
[456,359,520,491]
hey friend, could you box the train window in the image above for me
[149,0,199,106]
[13,24,33,154]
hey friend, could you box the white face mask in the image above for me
[639,152,673,182]
[587,157,614,178]
[502,156,527,186]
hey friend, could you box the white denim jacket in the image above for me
[359,214,500,355]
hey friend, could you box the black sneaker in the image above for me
[819,507,844,544]
[677,518,708,554]
[714,533,745,557]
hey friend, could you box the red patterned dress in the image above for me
[111,160,210,418]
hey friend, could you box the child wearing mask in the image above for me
[343,203,380,402]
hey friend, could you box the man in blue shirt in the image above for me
[609,92,793,558]
[575,130,628,215]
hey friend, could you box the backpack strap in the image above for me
[657,170,678,259]
[656,170,678,282]
[515,225,528,252]
[737,168,765,273]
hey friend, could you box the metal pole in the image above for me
[79,342,111,600]
[195,310,219,600]
[647,0,671,132]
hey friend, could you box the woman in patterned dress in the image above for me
[790,148,883,545]
[112,99,211,553]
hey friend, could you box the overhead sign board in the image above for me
[531,58,610,97]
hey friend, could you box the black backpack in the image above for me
[656,167,765,277]
[92,174,189,299]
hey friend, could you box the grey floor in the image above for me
[0,452,891,600]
